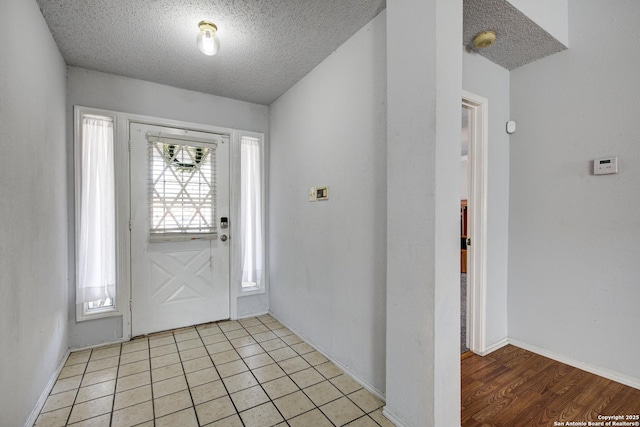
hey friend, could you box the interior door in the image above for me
[130,122,230,336]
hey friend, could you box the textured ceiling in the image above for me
[463,0,567,70]
[36,0,386,105]
[37,0,567,105]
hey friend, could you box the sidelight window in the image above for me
[76,113,116,315]
[240,136,263,289]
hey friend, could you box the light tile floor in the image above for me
[34,314,394,427]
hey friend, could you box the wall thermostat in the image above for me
[309,186,329,201]
[316,186,329,200]
[506,120,517,134]
[593,156,618,175]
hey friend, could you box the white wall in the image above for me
[0,1,69,425]
[67,68,270,133]
[66,68,270,347]
[462,50,511,348]
[269,12,387,394]
[508,0,569,47]
[385,0,462,425]
[509,0,640,384]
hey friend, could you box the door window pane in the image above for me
[148,140,217,238]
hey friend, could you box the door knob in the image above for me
[220,235,228,242]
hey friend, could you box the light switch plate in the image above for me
[309,187,317,201]
[593,157,618,175]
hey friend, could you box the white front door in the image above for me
[130,122,230,336]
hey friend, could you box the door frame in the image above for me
[128,120,232,337]
[120,113,242,340]
[462,91,489,354]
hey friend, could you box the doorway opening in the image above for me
[461,91,488,356]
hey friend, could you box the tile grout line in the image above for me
[190,325,217,427]
[38,355,79,423]
[220,317,289,426]
[228,320,269,426]
[63,348,92,426]
[259,317,328,426]
[251,318,292,427]
[254,316,344,426]
[260,317,380,426]
[148,334,159,425]
[268,333,333,426]
[108,342,123,427]
[39,316,389,427]
[202,321,248,427]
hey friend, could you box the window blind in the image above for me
[147,133,218,241]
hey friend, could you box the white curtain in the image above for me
[240,137,263,288]
[77,116,116,304]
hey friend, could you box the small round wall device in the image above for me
[506,120,517,134]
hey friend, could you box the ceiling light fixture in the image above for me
[472,30,496,49]
[197,20,220,56]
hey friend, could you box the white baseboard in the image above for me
[381,407,409,427]
[268,311,386,401]
[237,310,270,320]
[70,338,125,353]
[509,338,640,390]
[24,349,71,427]
[476,337,509,356]
[323,351,386,402]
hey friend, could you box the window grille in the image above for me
[147,134,218,241]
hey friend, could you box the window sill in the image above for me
[76,305,121,322]
[239,285,265,297]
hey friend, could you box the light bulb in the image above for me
[197,21,220,56]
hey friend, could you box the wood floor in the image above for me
[462,345,640,426]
